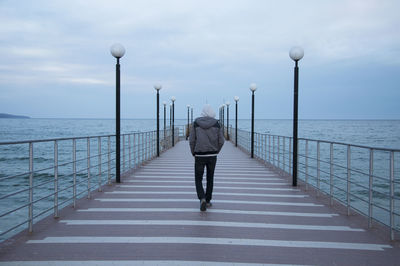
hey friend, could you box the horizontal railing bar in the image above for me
[32,206,54,219]
[32,179,54,189]
[32,193,54,204]
[0,134,116,145]
[0,219,29,237]
[0,187,30,200]
[0,172,29,182]
[0,203,29,218]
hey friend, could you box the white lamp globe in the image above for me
[226,101,230,106]
[187,105,190,108]
[171,96,176,102]
[110,43,125,58]
[234,96,239,102]
[154,83,162,91]
[289,46,304,61]
[250,83,257,92]
[162,101,166,106]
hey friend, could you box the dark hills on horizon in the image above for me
[0,113,30,119]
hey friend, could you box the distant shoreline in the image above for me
[0,113,30,119]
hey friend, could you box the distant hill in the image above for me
[0,113,30,119]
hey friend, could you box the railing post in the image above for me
[268,135,271,163]
[133,133,136,168]
[368,148,374,228]
[317,141,320,197]
[73,139,77,207]
[305,140,308,191]
[330,143,333,206]
[98,137,102,192]
[277,136,280,170]
[140,133,143,164]
[87,138,91,199]
[129,134,131,169]
[289,138,292,175]
[264,135,267,164]
[54,140,59,218]
[123,135,126,172]
[146,132,148,161]
[107,136,111,185]
[273,135,275,166]
[347,145,351,216]
[28,142,33,233]
[390,151,394,240]
[283,137,286,173]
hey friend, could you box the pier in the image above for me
[0,133,399,265]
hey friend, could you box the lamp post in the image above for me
[289,46,304,187]
[110,43,125,183]
[169,104,172,129]
[250,83,257,158]
[154,83,162,157]
[234,96,239,147]
[191,107,193,124]
[186,105,190,140]
[226,102,230,141]
[171,96,176,146]
[163,101,166,147]
[222,104,225,137]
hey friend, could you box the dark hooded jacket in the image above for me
[189,116,225,156]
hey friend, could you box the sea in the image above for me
[0,118,399,241]
[1,118,399,149]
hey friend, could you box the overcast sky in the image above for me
[1,0,399,119]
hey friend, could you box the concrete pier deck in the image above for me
[0,141,399,265]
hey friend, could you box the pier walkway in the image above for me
[0,141,399,265]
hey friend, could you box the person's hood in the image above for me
[196,116,218,129]
[201,104,216,118]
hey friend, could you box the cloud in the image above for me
[0,0,399,118]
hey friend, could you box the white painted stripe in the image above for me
[97,198,322,207]
[78,207,338,217]
[143,166,269,170]
[125,180,288,185]
[118,185,299,191]
[61,219,363,232]
[139,170,274,174]
[106,191,307,198]
[0,261,308,266]
[131,175,281,181]
[27,237,392,251]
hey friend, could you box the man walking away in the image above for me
[189,104,224,211]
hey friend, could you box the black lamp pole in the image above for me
[171,97,176,146]
[234,97,239,147]
[222,105,225,136]
[250,83,257,158]
[226,103,230,141]
[186,105,190,140]
[155,85,161,157]
[163,102,166,145]
[191,107,193,124]
[110,43,125,183]
[116,58,121,182]
[251,91,255,158]
[292,60,299,186]
[289,46,304,187]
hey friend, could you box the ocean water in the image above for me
[1,118,399,149]
[0,118,399,241]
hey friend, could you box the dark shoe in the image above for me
[206,202,212,208]
[200,199,207,211]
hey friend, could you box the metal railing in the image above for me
[230,127,400,240]
[0,127,180,241]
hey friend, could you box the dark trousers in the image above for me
[194,156,217,202]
